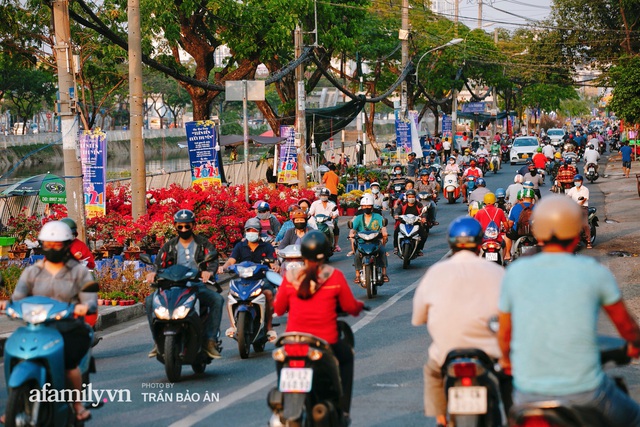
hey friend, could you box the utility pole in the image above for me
[129,0,146,219]
[52,0,85,240]
[492,28,498,139]
[478,0,483,29]
[451,0,459,143]
[294,25,307,188]
[400,0,409,116]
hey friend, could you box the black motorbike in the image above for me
[141,253,219,382]
[586,206,599,246]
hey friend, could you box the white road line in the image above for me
[169,278,421,427]
[99,319,147,339]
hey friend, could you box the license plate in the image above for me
[448,386,487,415]
[485,252,498,261]
[279,368,313,393]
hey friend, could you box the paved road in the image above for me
[0,163,620,427]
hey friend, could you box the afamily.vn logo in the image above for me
[29,383,132,407]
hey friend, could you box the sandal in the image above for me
[76,408,92,422]
[383,275,389,282]
[225,326,236,338]
[354,277,361,284]
[267,330,277,342]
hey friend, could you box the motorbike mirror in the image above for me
[266,271,283,287]
[139,254,153,265]
[347,220,353,229]
[199,253,217,266]
[383,218,388,227]
[81,281,100,293]
[488,315,499,333]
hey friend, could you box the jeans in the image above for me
[514,376,640,427]
[145,283,224,342]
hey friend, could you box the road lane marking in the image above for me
[100,319,147,339]
[169,279,420,427]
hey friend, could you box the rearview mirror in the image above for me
[139,254,153,265]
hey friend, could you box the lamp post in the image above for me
[414,38,464,88]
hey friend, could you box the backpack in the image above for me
[516,202,533,236]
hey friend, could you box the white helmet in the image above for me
[360,194,375,207]
[38,221,74,242]
[514,174,524,184]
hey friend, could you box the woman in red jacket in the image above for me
[274,230,364,418]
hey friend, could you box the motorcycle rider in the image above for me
[468,177,491,206]
[443,156,460,175]
[498,195,640,427]
[146,209,223,359]
[475,141,490,158]
[1,221,96,422]
[504,188,535,261]
[369,181,385,213]
[406,152,422,178]
[349,194,389,284]
[414,170,439,226]
[532,147,547,171]
[60,217,96,269]
[255,201,281,240]
[460,149,474,167]
[542,141,556,160]
[274,231,365,422]
[490,140,501,170]
[278,209,312,249]
[220,218,279,341]
[412,216,506,427]
[583,143,601,175]
[563,144,579,164]
[495,187,509,214]
[461,159,483,203]
[523,163,544,199]
[556,159,577,193]
[308,188,341,252]
[275,204,301,245]
[297,198,311,215]
[475,192,509,237]
[393,189,428,256]
[566,174,592,248]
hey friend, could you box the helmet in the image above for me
[470,160,477,166]
[554,152,562,159]
[532,195,583,242]
[405,189,417,197]
[290,209,307,221]
[60,218,77,235]
[301,230,329,261]
[589,144,595,149]
[522,188,535,199]
[38,221,73,242]
[298,198,311,207]
[465,149,471,154]
[495,187,506,198]
[319,188,331,197]
[244,217,262,231]
[257,201,271,212]
[419,169,429,177]
[448,216,483,250]
[514,174,523,183]
[449,157,456,162]
[360,193,375,206]
[287,204,299,213]
[573,174,584,182]
[252,200,265,209]
[483,192,496,205]
[370,181,380,188]
[174,209,196,223]
[537,147,543,153]
[523,181,534,189]
[476,177,486,187]
[409,152,416,157]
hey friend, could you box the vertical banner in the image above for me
[442,114,452,139]
[409,110,423,158]
[80,129,107,219]
[394,110,412,154]
[185,121,222,187]
[277,125,298,183]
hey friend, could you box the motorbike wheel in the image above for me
[164,335,183,382]
[5,382,52,427]
[590,222,597,244]
[191,361,206,374]
[364,264,375,299]
[338,321,355,348]
[451,414,480,427]
[447,191,455,204]
[237,311,251,359]
[253,341,266,353]
[402,245,411,269]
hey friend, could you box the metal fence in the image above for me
[0,128,186,148]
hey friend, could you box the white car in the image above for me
[510,137,540,165]
[546,128,566,147]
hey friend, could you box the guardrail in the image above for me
[0,128,187,148]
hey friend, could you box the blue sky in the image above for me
[458,0,553,30]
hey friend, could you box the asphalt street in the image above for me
[0,161,619,427]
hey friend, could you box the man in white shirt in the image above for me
[412,216,505,426]
[308,188,341,251]
[583,144,601,175]
[566,174,591,248]
[542,142,555,160]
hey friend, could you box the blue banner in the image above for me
[461,102,486,114]
[442,114,452,137]
[185,121,222,187]
[394,110,412,154]
[80,129,107,219]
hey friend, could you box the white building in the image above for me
[430,0,456,17]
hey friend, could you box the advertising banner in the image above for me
[185,121,222,187]
[80,129,107,219]
[277,126,298,183]
[394,110,412,154]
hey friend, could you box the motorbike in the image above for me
[509,336,630,427]
[227,261,277,359]
[586,206,599,246]
[477,155,489,175]
[480,224,504,266]
[397,214,422,269]
[354,230,385,299]
[501,144,510,163]
[277,244,304,278]
[142,253,219,382]
[313,214,334,259]
[464,175,478,202]
[3,282,100,427]
[512,235,538,260]
[267,315,358,427]
[598,139,606,154]
[443,172,461,204]
[490,154,500,174]
[585,163,599,183]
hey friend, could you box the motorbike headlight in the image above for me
[357,233,378,241]
[154,306,170,320]
[22,303,53,324]
[250,288,263,297]
[172,305,190,320]
[6,307,18,319]
[237,265,257,278]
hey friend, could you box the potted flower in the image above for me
[6,209,42,255]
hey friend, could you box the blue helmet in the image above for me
[574,174,584,181]
[448,216,483,250]
[476,177,486,187]
[495,187,506,198]
[257,201,271,212]
[174,209,195,223]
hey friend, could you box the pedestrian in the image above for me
[322,163,340,205]
[620,141,633,178]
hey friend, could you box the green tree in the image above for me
[608,56,640,124]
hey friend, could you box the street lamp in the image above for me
[414,38,464,87]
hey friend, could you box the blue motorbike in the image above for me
[3,282,99,427]
[354,230,385,299]
[226,261,277,359]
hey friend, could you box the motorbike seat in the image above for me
[510,401,610,427]
[276,332,332,353]
[442,348,496,372]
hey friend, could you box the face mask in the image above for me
[407,197,416,204]
[363,207,373,215]
[449,160,455,164]
[371,188,380,194]
[246,232,260,242]
[320,196,329,202]
[294,222,307,230]
[178,230,193,240]
[575,182,582,188]
[258,212,270,220]
[42,247,68,263]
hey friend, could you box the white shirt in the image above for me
[476,148,489,157]
[542,144,555,159]
[443,140,452,150]
[506,183,523,205]
[412,250,504,366]
[566,184,589,207]
[308,200,338,229]
[583,148,600,165]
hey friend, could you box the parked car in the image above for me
[510,136,539,165]
[546,128,566,147]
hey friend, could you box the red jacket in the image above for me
[69,239,96,269]
[274,265,364,344]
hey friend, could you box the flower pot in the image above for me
[104,300,110,305]
[97,299,104,306]
[346,207,357,216]
[111,300,118,306]
[119,301,127,306]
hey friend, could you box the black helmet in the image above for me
[406,189,417,197]
[320,188,331,197]
[174,209,196,223]
[60,218,78,235]
[301,230,329,261]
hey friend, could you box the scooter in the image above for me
[313,214,334,259]
[501,144,510,163]
[142,253,219,382]
[479,225,504,266]
[585,163,599,183]
[586,206,599,246]
[509,336,630,426]
[490,154,500,174]
[397,214,422,269]
[443,172,461,204]
[3,282,100,427]
[277,244,304,278]
[354,230,385,299]
[512,235,538,260]
[226,261,276,359]
[478,155,489,175]
[267,314,360,427]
